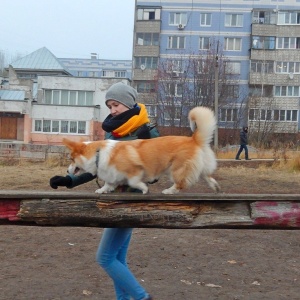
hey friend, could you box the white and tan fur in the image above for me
[63,106,220,194]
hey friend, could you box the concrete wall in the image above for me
[0,142,67,161]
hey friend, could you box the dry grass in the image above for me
[1,156,300,194]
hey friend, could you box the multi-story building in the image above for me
[0,47,131,144]
[58,55,132,79]
[132,0,300,139]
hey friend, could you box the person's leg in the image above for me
[96,228,149,300]
[244,145,249,159]
[235,145,243,159]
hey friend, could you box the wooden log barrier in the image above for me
[0,190,300,229]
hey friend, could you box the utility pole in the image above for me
[214,45,219,150]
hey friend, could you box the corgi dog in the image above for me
[63,106,220,194]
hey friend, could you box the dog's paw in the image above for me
[162,188,178,194]
[95,188,110,194]
[142,188,149,194]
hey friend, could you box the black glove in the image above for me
[136,124,151,139]
[50,175,72,189]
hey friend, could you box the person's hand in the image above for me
[49,175,72,189]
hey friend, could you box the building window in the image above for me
[162,106,182,126]
[278,11,300,25]
[199,37,210,50]
[114,71,126,78]
[137,82,156,93]
[252,36,275,50]
[167,83,183,97]
[44,90,94,106]
[225,14,243,27]
[252,10,276,24]
[169,12,187,25]
[34,120,87,134]
[249,86,273,97]
[276,62,300,74]
[136,33,159,46]
[170,60,184,72]
[145,105,157,118]
[200,13,211,26]
[249,109,298,122]
[251,60,274,73]
[224,38,242,51]
[277,37,300,49]
[137,8,161,20]
[102,70,113,77]
[220,108,238,122]
[168,36,185,49]
[135,57,158,69]
[224,85,239,98]
[275,86,300,97]
[224,61,241,74]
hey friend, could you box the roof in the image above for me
[10,47,71,74]
[0,90,25,101]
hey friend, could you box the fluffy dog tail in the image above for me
[189,106,216,146]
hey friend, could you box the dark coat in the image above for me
[240,129,248,145]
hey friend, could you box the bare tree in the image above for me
[153,40,245,140]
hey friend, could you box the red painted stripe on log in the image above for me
[251,201,300,227]
[0,200,21,221]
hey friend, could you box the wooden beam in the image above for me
[0,190,299,229]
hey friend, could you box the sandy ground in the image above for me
[1,161,300,299]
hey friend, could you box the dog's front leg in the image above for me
[95,182,115,194]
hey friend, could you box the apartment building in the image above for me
[58,55,132,79]
[133,0,300,135]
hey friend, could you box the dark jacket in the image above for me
[240,129,248,145]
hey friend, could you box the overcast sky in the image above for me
[1,0,135,62]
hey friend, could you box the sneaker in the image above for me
[245,158,251,160]
[235,158,241,160]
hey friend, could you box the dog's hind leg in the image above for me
[95,182,116,194]
[162,184,180,194]
[202,175,220,193]
[128,175,149,194]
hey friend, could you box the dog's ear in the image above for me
[62,138,77,151]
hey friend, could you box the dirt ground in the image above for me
[1,161,300,300]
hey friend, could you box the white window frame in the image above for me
[135,56,158,69]
[220,108,238,122]
[278,11,300,25]
[137,8,161,20]
[200,13,211,26]
[169,12,187,26]
[224,38,242,51]
[224,61,241,74]
[225,14,243,27]
[274,86,300,97]
[171,60,184,72]
[163,106,182,126]
[199,37,210,50]
[276,62,300,74]
[44,90,94,106]
[166,83,183,97]
[168,36,185,49]
[277,37,300,49]
[145,105,157,118]
[33,120,87,134]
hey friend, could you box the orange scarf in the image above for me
[112,103,150,137]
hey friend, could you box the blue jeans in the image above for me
[96,228,149,300]
[236,144,249,159]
